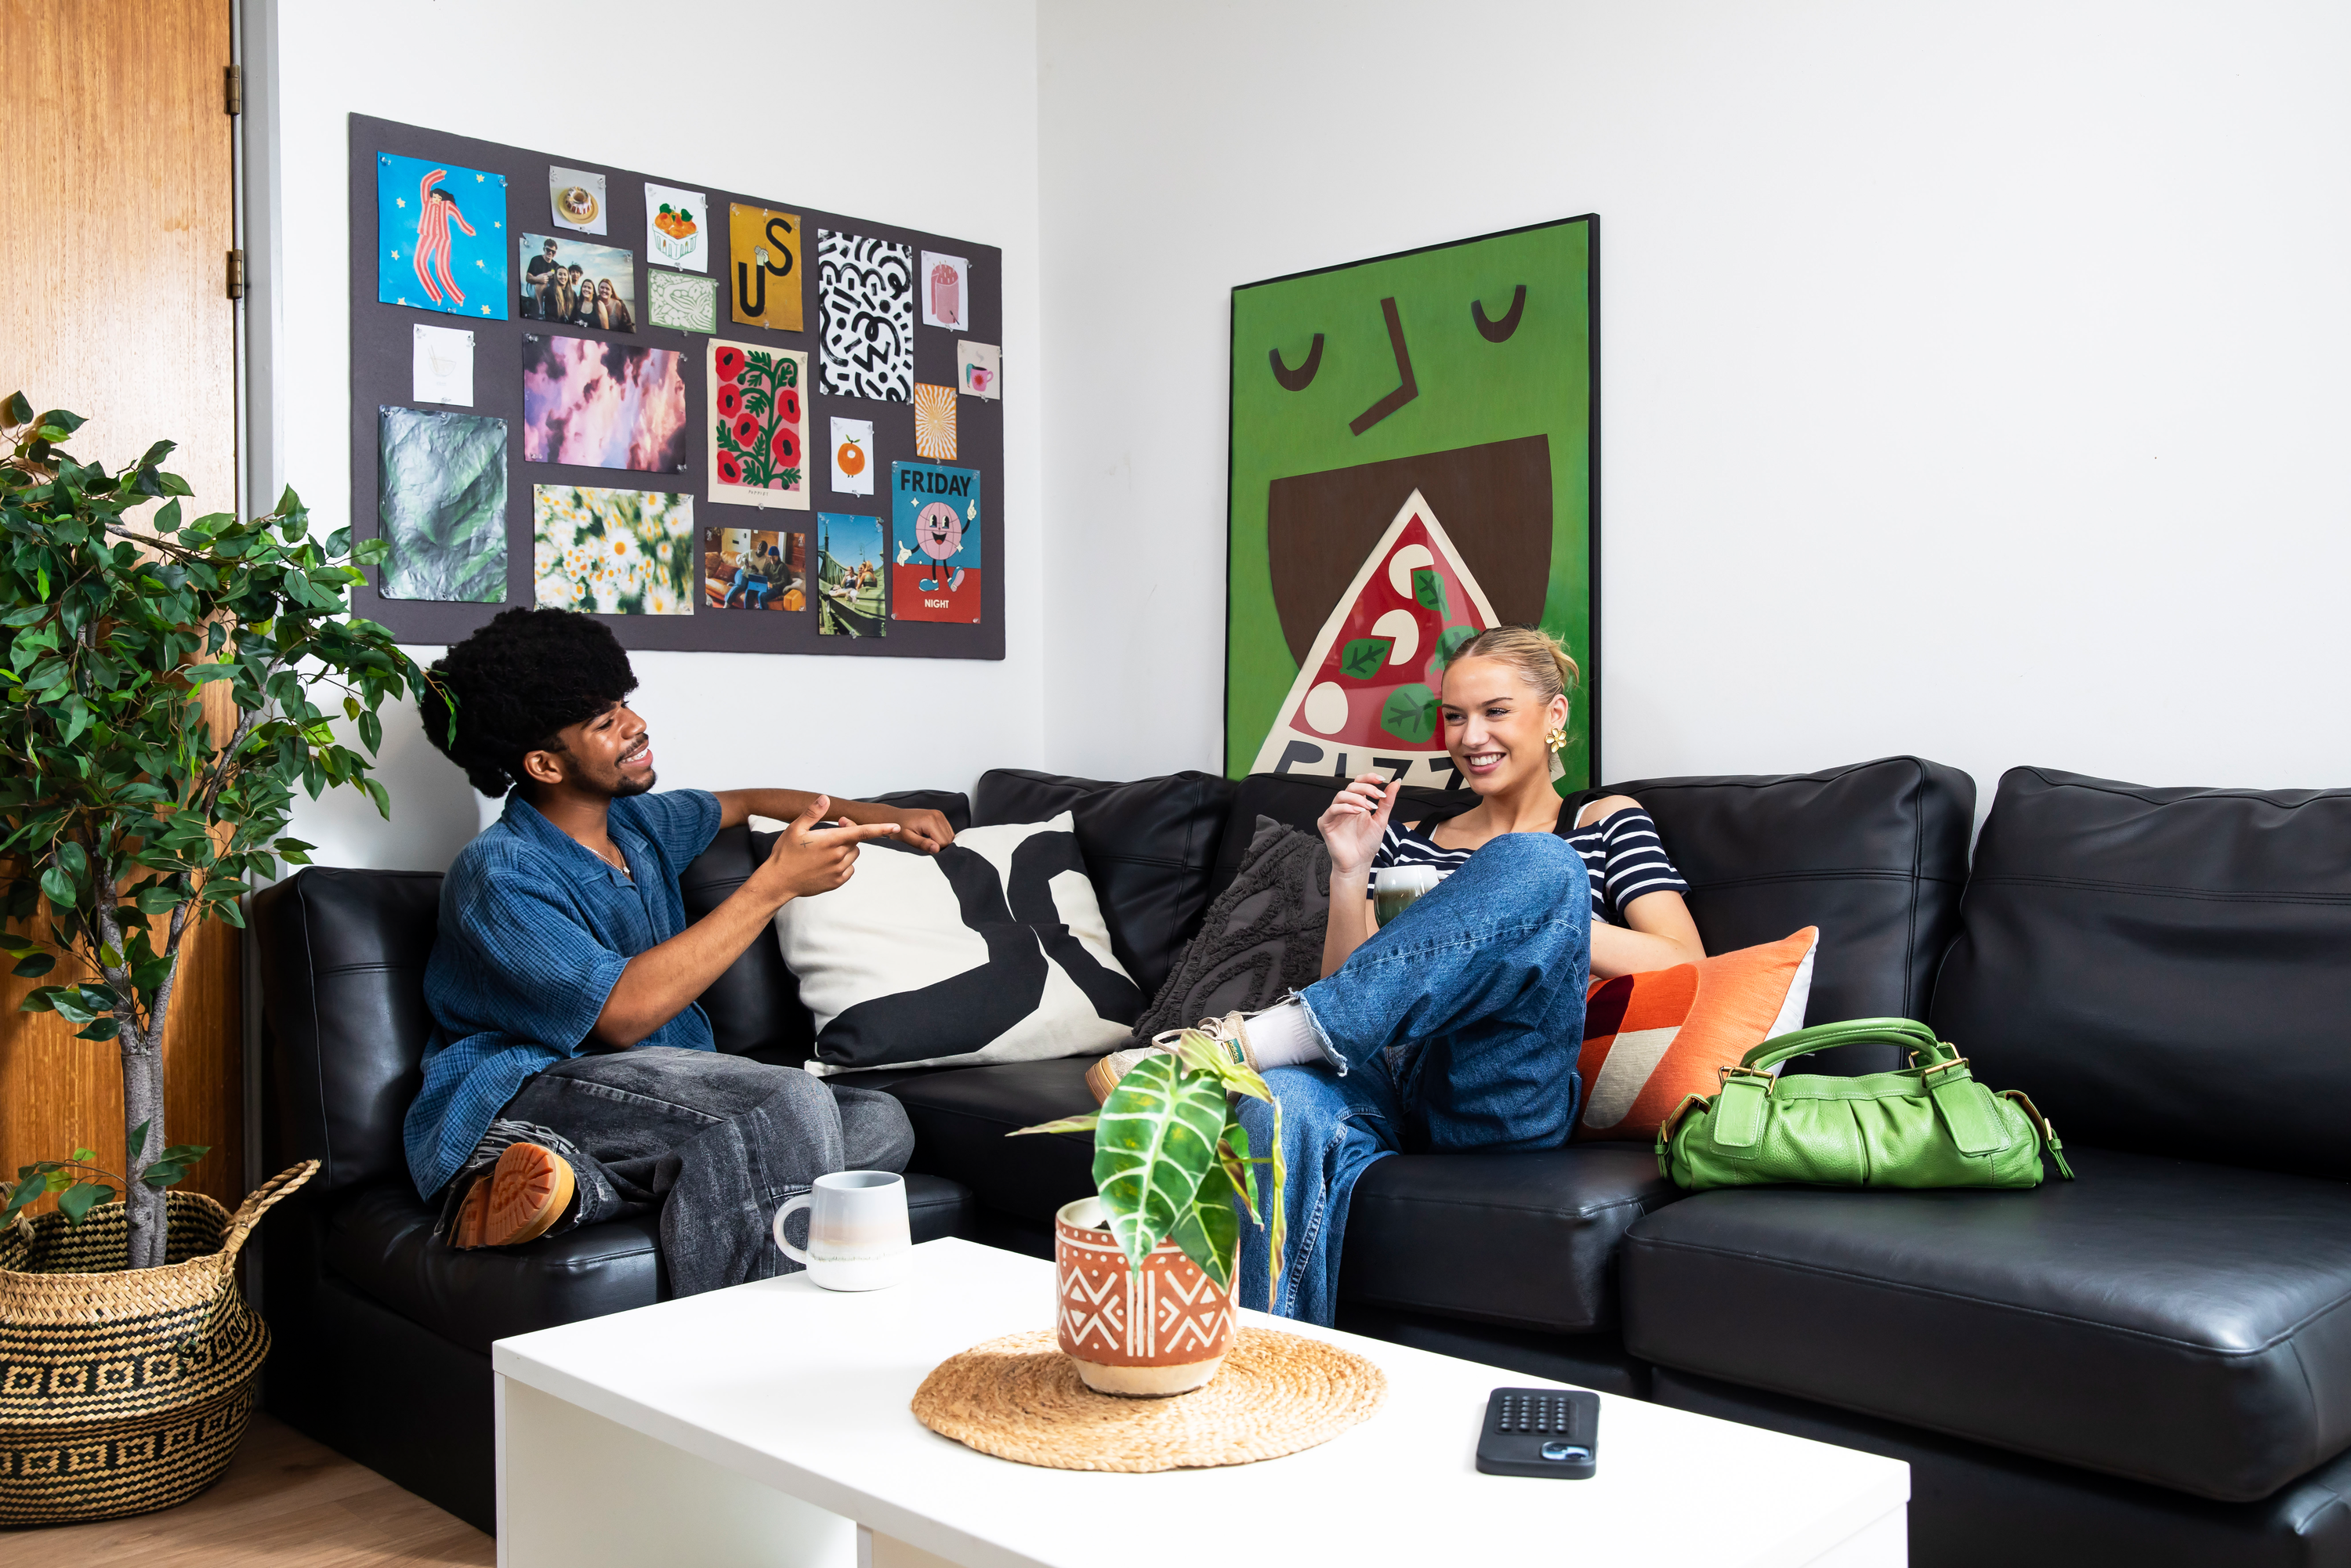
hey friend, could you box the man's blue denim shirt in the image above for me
[402,788,723,1198]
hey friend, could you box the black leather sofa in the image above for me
[253,757,2351,1565]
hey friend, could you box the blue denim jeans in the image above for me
[1234,833,1592,1324]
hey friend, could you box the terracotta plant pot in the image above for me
[1054,1197,1235,1396]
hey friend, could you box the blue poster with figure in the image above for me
[378,152,509,318]
[889,462,982,624]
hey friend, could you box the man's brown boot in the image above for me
[479,1141,576,1246]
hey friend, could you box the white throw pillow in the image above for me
[776,812,1142,1076]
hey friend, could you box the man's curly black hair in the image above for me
[421,608,638,798]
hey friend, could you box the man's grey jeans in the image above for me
[440,1046,913,1298]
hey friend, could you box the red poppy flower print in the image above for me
[716,382,744,419]
[733,412,762,449]
[714,346,746,382]
[715,451,743,486]
[777,389,801,424]
[771,427,800,465]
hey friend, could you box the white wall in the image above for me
[1035,1,2351,807]
[253,0,1045,871]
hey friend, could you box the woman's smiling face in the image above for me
[1440,655,1568,795]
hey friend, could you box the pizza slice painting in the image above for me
[1248,490,1500,788]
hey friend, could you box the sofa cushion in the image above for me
[1339,1146,1679,1334]
[682,788,970,1067]
[1597,757,1973,1072]
[781,818,1140,1076]
[1933,768,2351,1180]
[1131,817,1329,1042]
[973,769,1237,996]
[1620,1148,2351,1502]
[325,1172,976,1356]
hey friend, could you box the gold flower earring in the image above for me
[1544,722,1568,782]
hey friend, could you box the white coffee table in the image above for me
[493,1237,1907,1568]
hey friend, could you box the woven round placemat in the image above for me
[911,1327,1386,1472]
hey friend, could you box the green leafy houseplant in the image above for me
[0,395,425,1268]
[1012,1029,1287,1305]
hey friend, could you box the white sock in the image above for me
[1242,1001,1331,1070]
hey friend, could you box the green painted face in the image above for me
[1226,218,1594,790]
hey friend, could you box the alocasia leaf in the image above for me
[1089,1052,1227,1273]
[1165,1159,1243,1288]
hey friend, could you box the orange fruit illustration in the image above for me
[837,437,866,476]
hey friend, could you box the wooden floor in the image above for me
[4,1414,494,1566]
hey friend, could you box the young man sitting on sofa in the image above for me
[403,607,957,1296]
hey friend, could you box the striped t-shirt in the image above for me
[1367,804,1690,926]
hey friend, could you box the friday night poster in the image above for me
[356,115,1000,657]
[890,462,981,624]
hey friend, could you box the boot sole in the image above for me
[483,1143,575,1246]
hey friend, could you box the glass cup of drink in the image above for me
[1372,864,1447,928]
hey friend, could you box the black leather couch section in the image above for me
[973,769,1237,998]
[1655,1368,2351,1568]
[1339,1146,1678,1334]
[1934,768,2351,1181]
[1605,757,1974,1050]
[324,1175,975,1357]
[864,1056,1098,1227]
[255,867,444,1194]
[1621,1149,2351,1502]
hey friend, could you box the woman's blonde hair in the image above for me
[1449,625,1579,705]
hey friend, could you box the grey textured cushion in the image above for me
[1131,817,1330,1039]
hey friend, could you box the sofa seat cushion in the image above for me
[325,1174,976,1356]
[1620,1149,2351,1502]
[875,1057,1101,1226]
[1339,1146,1681,1334]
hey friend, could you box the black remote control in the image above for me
[1476,1387,1599,1479]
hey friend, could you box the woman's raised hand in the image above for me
[1318,770,1401,878]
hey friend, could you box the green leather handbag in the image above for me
[1655,1017,2075,1191]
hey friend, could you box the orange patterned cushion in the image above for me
[1574,928,1819,1141]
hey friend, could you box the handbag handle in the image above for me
[1736,1017,1956,1077]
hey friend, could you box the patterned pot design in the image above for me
[1055,1197,1234,1397]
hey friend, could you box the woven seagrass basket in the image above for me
[0,1161,315,1526]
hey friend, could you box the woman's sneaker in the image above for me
[452,1142,577,1248]
[1084,1014,1262,1104]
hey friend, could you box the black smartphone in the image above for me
[1476,1387,1599,1479]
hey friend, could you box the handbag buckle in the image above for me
[1717,1064,1776,1092]
[1916,1053,1972,1081]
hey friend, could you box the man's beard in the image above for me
[610,768,656,798]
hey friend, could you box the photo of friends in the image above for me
[518,234,636,330]
[704,527,806,612]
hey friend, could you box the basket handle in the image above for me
[217,1160,318,1267]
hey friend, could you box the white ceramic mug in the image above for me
[772,1170,911,1291]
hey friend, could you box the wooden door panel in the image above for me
[0,0,242,1209]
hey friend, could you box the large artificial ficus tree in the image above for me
[0,395,426,1268]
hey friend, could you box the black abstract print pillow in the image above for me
[817,230,915,403]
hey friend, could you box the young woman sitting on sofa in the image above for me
[1163,625,1704,1324]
